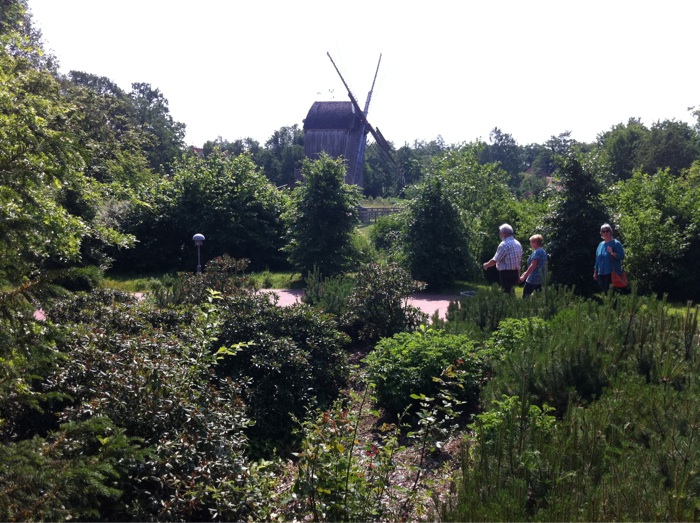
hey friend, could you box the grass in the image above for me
[248,270,305,289]
[360,197,404,208]
[104,269,306,293]
[104,272,162,293]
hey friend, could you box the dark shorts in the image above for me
[499,269,520,294]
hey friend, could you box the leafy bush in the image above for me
[445,284,580,340]
[343,262,428,341]
[51,265,104,292]
[290,390,404,522]
[290,383,461,522]
[148,255,253,306]
[369,212,407,260]
[33,290,280,521]
[302,266,355,318]
[215,291,350,453]
[364,327,487,415]
[443,375,700,522]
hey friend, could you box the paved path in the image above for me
[259,289,459,319]
[33,290,460,322]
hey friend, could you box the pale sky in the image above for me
[28,0,700,148]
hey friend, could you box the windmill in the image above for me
[302,52,400,188]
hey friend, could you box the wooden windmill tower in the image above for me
[302,53,398,187]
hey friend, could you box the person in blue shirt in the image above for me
[593,223,625,291]
[519,234,547,297]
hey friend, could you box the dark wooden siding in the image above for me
[303,101,366,186]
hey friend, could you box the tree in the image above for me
[63,71,154,186]
[478,128,524,188]
[0,43,132,284]
[113,151,288,272]
[597,117,648,181]
[256,124,305,187]
[129,82,186,174]
[608,168,700,300]
[542,152,608,295]
[638,119,699,176]
[430,144,515,272]
[283,154,360,276]
[405,175,472,288]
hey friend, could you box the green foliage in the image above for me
[258,124,305,186]
[128,82,186,174]
[478,128,525,188]
[214,290,350,453]
[598,117,649,181]
[445,284,579,340]
[291,380,462,522]
[0,46,131,284]
[38,289,278,521]
[51,265,104,292]
[291,389,404,522]
[405,175,473,289]
[443,372,700,522]
[609,169,700,299]
[441,395,558,521]
[283,153,361,276]
[638,119,699,176]
[115,151,288,272]
[428,144,515,267]
[369,211,408,264]
[542,152,608,295]
[148,255,252,306]
[302,266,355,318]
[364,327,485,415]
[0,417,148,522]
[342,262,428,341]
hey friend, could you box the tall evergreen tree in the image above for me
[543,153,608,295]
[405,175,472,288]
[283,154,360,276]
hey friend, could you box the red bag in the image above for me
[611,270,628,289]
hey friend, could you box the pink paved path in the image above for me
[34,291,459,322]
[260,289,458,319]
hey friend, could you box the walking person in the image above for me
[519,234,547,297]
[593,223,625,292]
[483,223,523,294]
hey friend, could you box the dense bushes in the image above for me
[0,289,277,521]
[441,289,700,521]
[342,261,428,341]
[364,328,489,415]
[214,291,350,451]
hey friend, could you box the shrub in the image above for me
[302,266,355,318]
[364,327,486,416]
[290,384,461,522]
[444,284,579,339]
[51,265,104,292]
[148,255,253,306]
[343,262,427,341]
[442,376,700,522]
[215,291,350,453]
[0,417,148,522]
[36,290,280,521]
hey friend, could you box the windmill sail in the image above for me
[327,52,399,169]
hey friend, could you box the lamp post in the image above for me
[192,233,205,274]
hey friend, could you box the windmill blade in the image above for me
[326,51,401,179]
[363,53,382,115]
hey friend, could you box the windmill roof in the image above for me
[303,101,360,130]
